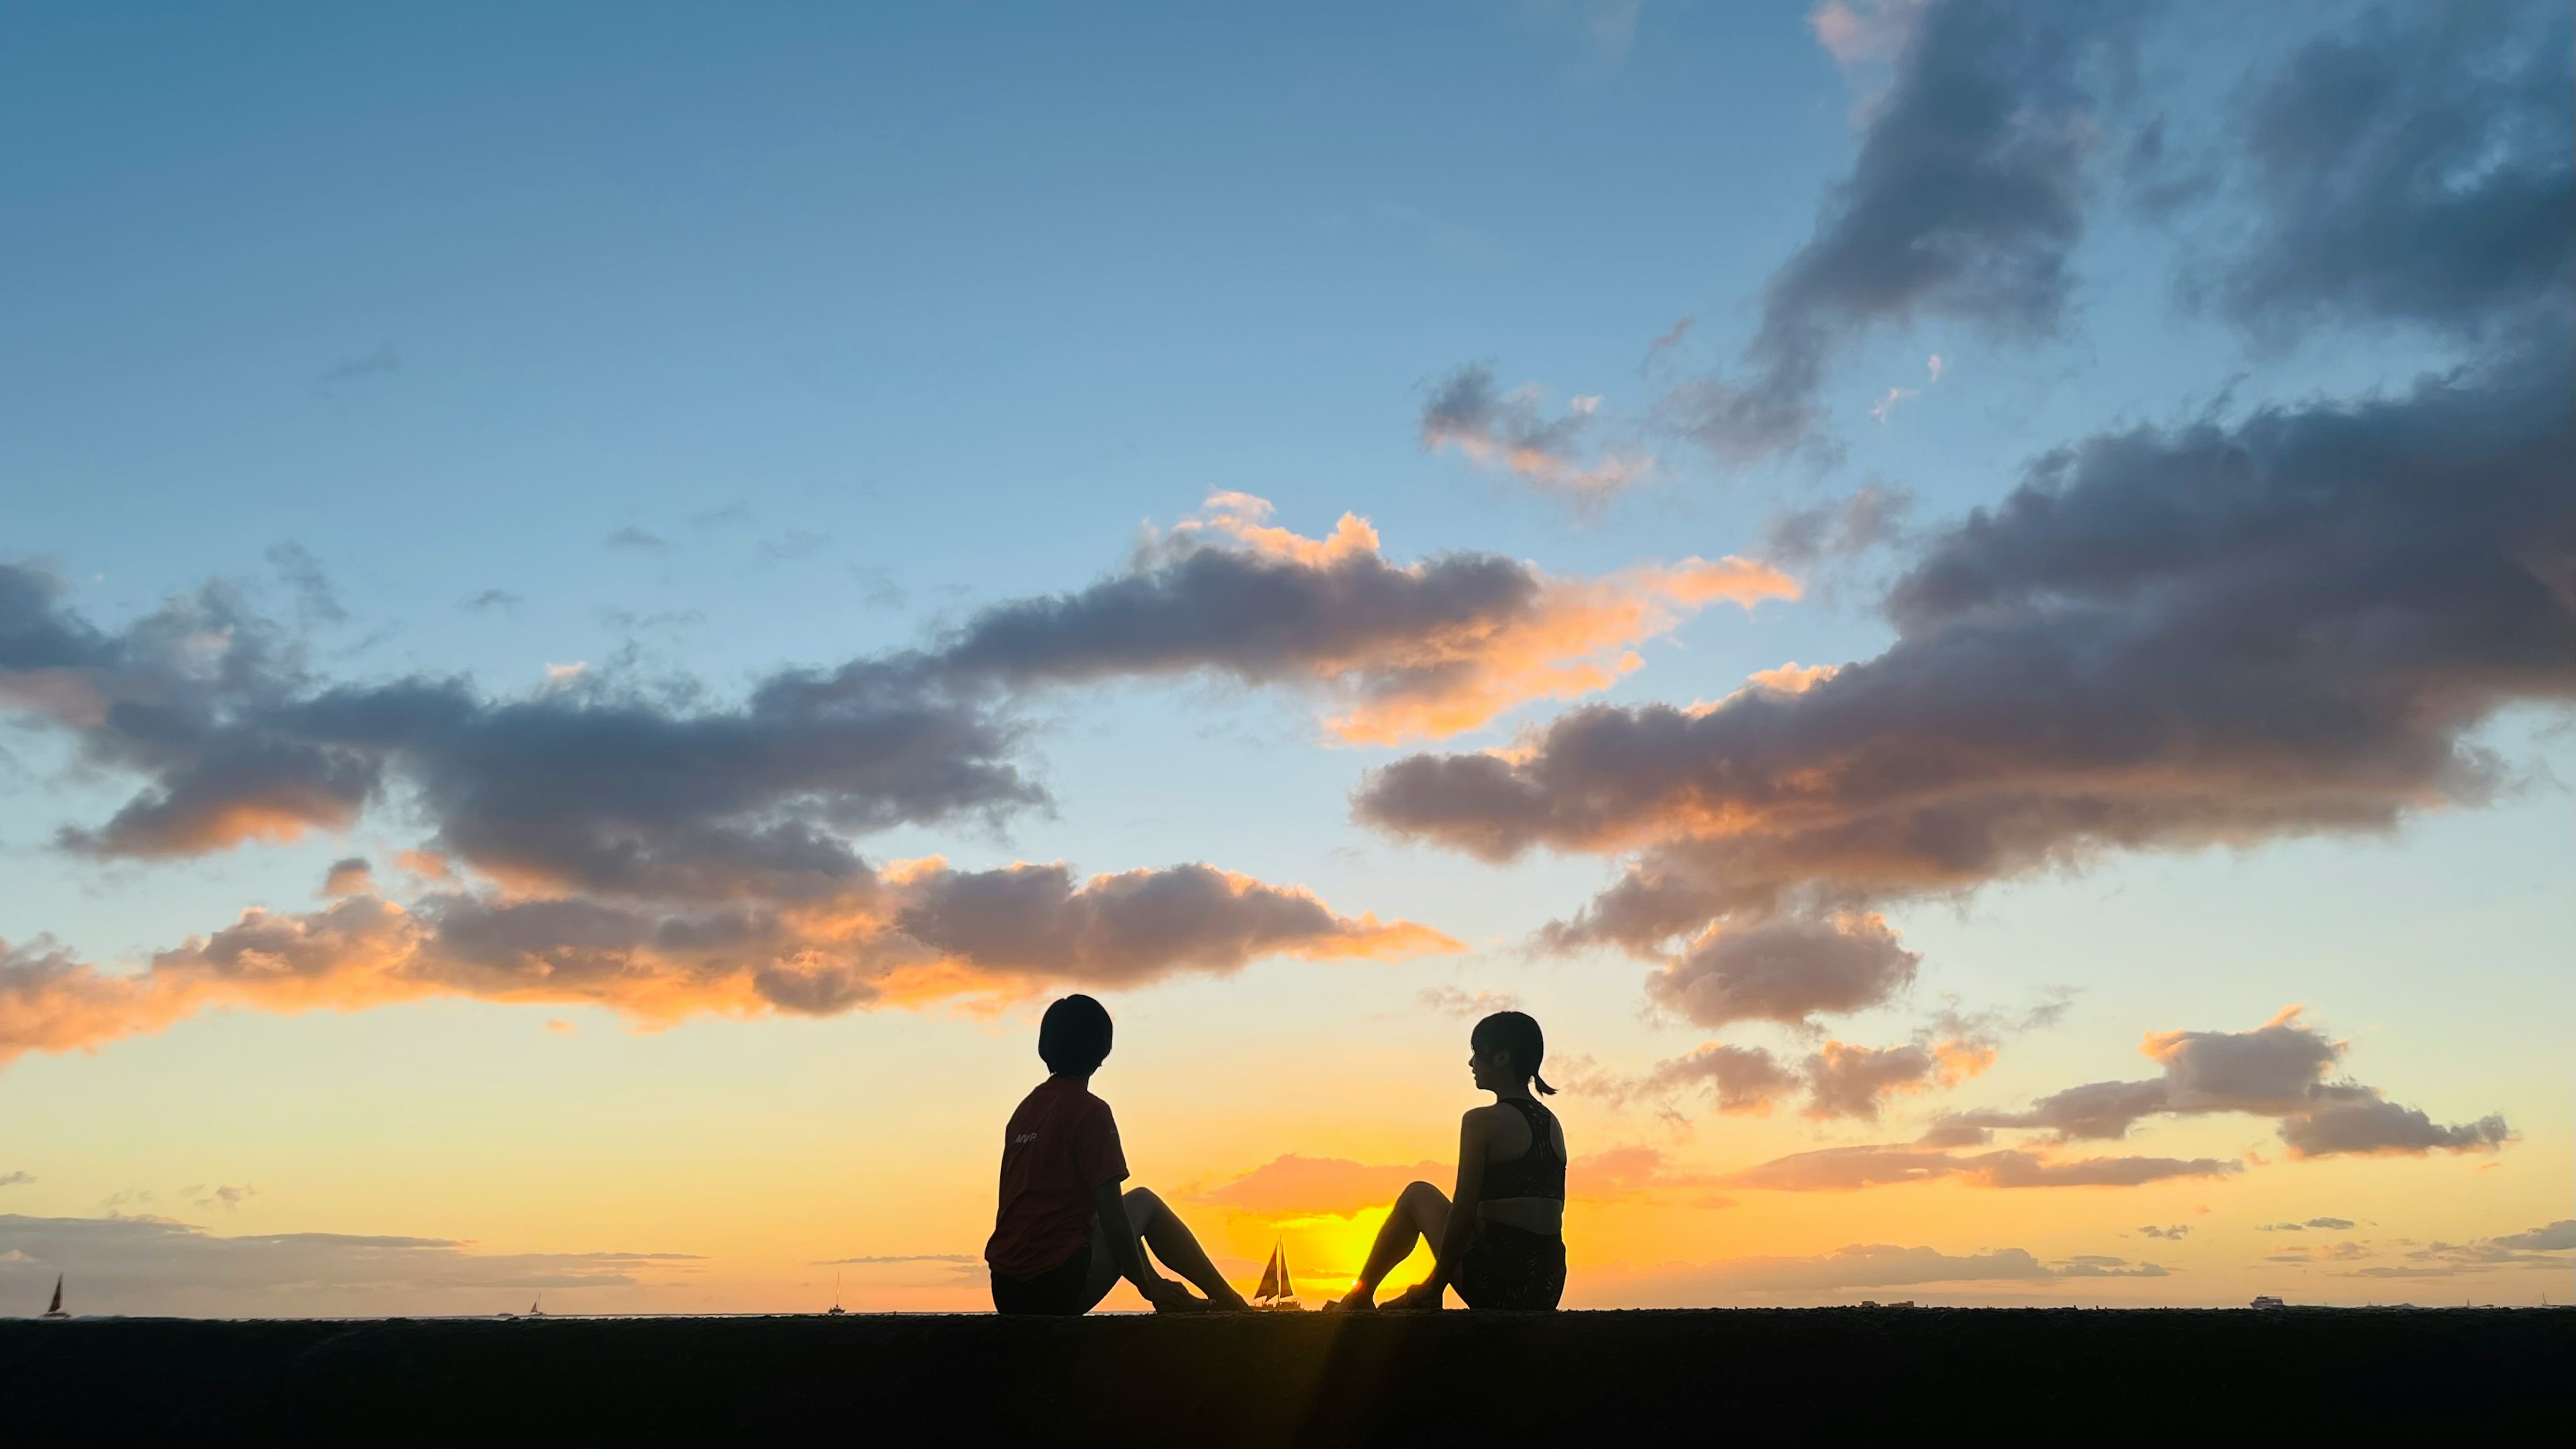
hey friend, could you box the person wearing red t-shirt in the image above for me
[985,994,1250,1314]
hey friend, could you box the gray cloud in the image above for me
[2279,1091,2512,1158]
[0,563,1038,897]
[316,344,400,389]
[1801,1040,1950,1122]
[2052,1254,2169,1279]
[2496,1220,2575,1252]
[921,493,1786,743]
[1668,0,2137,461]
[890,861,1455,989]
[1656,1243,2052,1293]
[2138,1224,2188,1240]
[0,1172,30,1188]
[0,1212,700,1317]
[1722,1144,2239,1193]
[603,527,669,552]
[1631,1043,1804,1116]
[1621,1000,2031,1122]
[460,590,524,614]
[2206,1,2574,341]
[1759,484,1915,567]
[1927,1012,2510,1161]
[2345,1219,2575,1279]
[1419,364,1650,504]
[2259,1217,2357,1234]
[1631,913,1919,1030]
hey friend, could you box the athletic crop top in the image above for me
[1481,1096,1565,1201]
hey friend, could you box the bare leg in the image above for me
[1081,1185,1252,1309]
[1334,1181,1449,1307]
[1126,1186,1251,1307]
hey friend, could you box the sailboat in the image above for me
[41,1275,68,1319]
[1251,1238,1303,1311]
[525,1295,547,1318]
[826,1273,846,1316]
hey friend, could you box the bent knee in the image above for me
[1122,1185,1165,1213]
[1397,1179,1442,1203]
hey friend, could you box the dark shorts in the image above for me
[991,1242,1102,1315]
[1454,1220,1565,1311]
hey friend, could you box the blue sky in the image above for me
[3,1,2569,1313]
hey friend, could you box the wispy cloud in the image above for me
[1421,364,1655,506]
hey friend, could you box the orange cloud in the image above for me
[0,859,1458,1067]
[1191,1154,1446,1220]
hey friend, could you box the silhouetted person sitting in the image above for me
[1329,1010,1567,1311]
[984,994,1250,1314]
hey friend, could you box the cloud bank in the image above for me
[0,1212,699,1317]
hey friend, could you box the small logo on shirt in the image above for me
[1014,1132,1040,1144]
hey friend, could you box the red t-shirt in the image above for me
[983,1076,1129,1279]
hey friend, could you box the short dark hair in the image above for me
[1470,1010,1556,1095]
[1038,994,1114,1077]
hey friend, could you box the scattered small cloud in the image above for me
[1416,985,1521,1018]
[850,567,907,611]
[0,1172,32,1189]
[1759,484,1914,565]
[2137,1225,2188,1240]
[317,344,400,390]
[460,590,525,615]
[1420,363,1654,506]
[604,527,669,553]
[542,1019,576,1036]
[758,530,830,564]
[322,857,374,898]
[1642,315,1695,366]
[264,542,347,627]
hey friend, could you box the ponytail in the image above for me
[1531,1071,1558,1097]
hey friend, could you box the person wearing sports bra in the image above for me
[1328,1010,1568,1312]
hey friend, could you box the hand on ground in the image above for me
[1142,1279,1214,1313]
[1383,1282,1445,1313]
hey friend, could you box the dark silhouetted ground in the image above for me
[5,1307,2565,1444]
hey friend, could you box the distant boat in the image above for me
[41,1275,68,1319]
[826,1273,845,1316]
[1252,1239,1302,1311]
[527,1296,547,1318]
[2251,1295,2286,1309]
